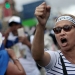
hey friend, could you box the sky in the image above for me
[46,0,75,13]
[13,0,75,12]
[1,0,75,12]
[14,0,40,11]
[0,0,4,3]
[46,0,75,9]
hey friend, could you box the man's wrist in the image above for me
[36,24,45,30]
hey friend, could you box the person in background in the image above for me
[49,30,58,47]
[3,16,40,75]
[44,28,58,51]
[30,28,58,51]
[0,32,26,75]
[31,2,75,75]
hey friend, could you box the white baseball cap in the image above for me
[8,16,21,25]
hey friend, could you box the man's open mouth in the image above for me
[61,38,67,43]
[60,38,68,47]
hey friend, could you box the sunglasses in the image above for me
[53,25,75,34]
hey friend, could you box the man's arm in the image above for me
[5,49,26,75]
[31,2,51,66]
[6,60,26,75]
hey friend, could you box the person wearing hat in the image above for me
[3,16,41,75]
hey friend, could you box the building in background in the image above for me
[0,0,18,32]
[3,0,18,21]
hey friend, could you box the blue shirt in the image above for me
[0,44,9,75]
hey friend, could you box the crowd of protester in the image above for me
[1,1,75,75]
[0,15,58,75]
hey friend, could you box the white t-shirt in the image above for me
[44,50,75,75]
[7,32,40,75]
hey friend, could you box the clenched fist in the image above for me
[35,2,51,26]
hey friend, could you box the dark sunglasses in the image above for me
[53,25,75,34]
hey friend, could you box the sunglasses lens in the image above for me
[53,27,62,34]
[53,25,73,34]
[63,25,72,31]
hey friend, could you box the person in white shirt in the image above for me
[3,16,40,75]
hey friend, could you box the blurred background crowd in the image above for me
[0,0,75,75]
